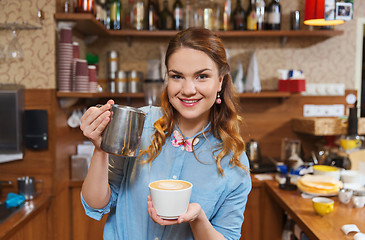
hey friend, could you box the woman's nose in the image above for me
[181,79,196,95]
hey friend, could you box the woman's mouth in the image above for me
[180,98,200,106]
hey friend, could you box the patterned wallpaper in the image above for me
[0,0,364,90]
[0,0,56,88]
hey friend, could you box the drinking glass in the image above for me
[6,30,24,61]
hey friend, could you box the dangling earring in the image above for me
[216,93,222,104]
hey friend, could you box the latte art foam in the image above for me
[150,180,191,191]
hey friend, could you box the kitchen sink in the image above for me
[0,202,21,224]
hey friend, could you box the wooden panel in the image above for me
[71,187,107,240]
[50,187,71,240]
[6,208,49,240]
[241,185,262,240]
[240,91,356,160]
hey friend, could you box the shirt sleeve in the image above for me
[80,188,118,221]
[210,155,252,240]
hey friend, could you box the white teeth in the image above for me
[182,99,198,103]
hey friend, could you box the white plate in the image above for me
[343,183,365,191]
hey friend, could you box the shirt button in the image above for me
[181,146,185,151]
[173,175,177,179]
[154,238,159,240]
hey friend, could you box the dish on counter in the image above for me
[297,174,342,196]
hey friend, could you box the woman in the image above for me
[80,28,251,240]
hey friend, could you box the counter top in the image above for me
[0,194,51,239]
[265,180,365,240]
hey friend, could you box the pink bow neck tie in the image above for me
[171,130,199,152]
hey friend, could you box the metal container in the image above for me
[101,104,146,157]
[116,70,128,93]
[128,70,141,93]
[17,176,43,200]
[107,50,119,75]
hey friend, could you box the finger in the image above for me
[82,104,112,133]
[81,103,111,129]
[107,99,115,105]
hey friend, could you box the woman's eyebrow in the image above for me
[168,68,212,75]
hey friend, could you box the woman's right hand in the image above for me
[80,99,115,150]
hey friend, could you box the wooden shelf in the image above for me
[56,91,290,99]
[56,91,145,98]
[54,13,344,38]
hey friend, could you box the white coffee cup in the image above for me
[352,191,365,208]
[338,188,353,204]
[149,179,192,219]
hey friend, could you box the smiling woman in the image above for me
[80,28,251,240]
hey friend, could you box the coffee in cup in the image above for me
[312,197,334,216]
[149,180,192,219]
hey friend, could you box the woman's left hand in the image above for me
[147,195,202,225]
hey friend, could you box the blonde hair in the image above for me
[140,28,248,176]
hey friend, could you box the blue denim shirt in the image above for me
[81,106,252,240]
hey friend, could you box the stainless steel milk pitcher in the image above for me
[100,104,146,157]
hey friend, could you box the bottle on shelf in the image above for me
[76,0,94,13]
[159,0,173,30]
[193,0,204,27]
[184,0,194,29]
[173,0,184,30]
[95,0,107,25]
[110,0,121,30]
[247,0,257,31]
[231,0,246,30]
[124,0,134,29]
[266,0,281,30]
[105,0,111,29]
[256,0,265,30]
[222,0,232,31]
[202,0,214,30]
[338,102,362,167]
[146,0,159,30]
[133,0,145,30]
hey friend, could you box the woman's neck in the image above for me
[177,119,209,138]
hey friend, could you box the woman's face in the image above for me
[167,48,223,127]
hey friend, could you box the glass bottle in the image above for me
[184,0,194,29]
[339,102,362,160]
[133,0,145,30]
[124,0,134,29]
[173,0,184,30]
[110,0,121,30]
[222,0,232,31]
[247,0,257,31]
[266,0,281,30]
[202,0,213,30]
[146,0,159,30]
[105,0,111,29]
[231,0,246,30]
[193,0,204,27]
[159,0,173,30]
[256,0,265,30]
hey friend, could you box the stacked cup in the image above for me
[88,65,98,92]
[74,59,89,92]
[57,28,73,92]
[72,42,80,91]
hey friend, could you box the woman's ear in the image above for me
[218,75,224,92]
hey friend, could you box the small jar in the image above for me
[128,70,141,93]
[107,50,119,76]
[116,70,128,93]
[108,71,116,93]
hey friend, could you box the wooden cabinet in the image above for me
[70,183,107,240]
[241,178,283,240]
[5,209,48,240]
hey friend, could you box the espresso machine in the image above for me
[246,139,277,173]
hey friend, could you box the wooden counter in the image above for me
[265,180,365,240]
[0,194,52,240]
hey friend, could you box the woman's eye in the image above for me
[171,74,182,80]
[197,74,208,80]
